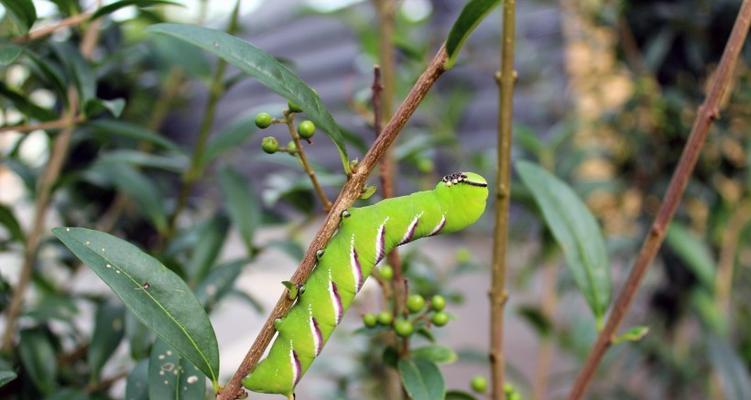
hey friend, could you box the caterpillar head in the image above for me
[434,172,488,232]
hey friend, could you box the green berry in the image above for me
[362,313,377,328]
[377,311,393,326]
[394,319,414,337]
[255,112,273,129]
[286,140,297,153]
[297,120,316,139]
[455,247,472,263]
[432,311,449,327]
[287,100,303,113]
[261,136,279,154]
[406,294,426,313]
[470,375,488,393]
[378,265,394,281]
[430,295,446,311]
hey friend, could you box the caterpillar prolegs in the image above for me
[243,172,488,397]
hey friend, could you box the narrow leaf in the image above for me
[516,160,611,325]
[411,345,458,364]
[708,335,751,400]
[126,310,153,359]
[19,328,56,394]
[0,369,17,389]
[445,0,501,68]
[90,0,181,20]
[665,223,716,290]
[195,258,250,309]
[147,23,350,171]
[0,0,37,32]
[185,214,229,284]
[218,166,261,255]
[0,81,56,121]
[88,301,125,381]
[0,203,25,242]
[52,228,220,384]
[612,325,649,344]
[86,120,183,153]
[148,340,206,399]
[125,359,149,400]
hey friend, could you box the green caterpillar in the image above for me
[243,172,488,397]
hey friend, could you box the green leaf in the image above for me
[0,43,22,66]
[45,389,90,400]
[88,301,125,381]
[19,328,56,394]
[98,150,188,173]
[398,359,446,400]
[0,368,17,389]
[0,81,57,121]
[218,166,261,255]
[148,340,206,399]
[227,289,264,314]
[445,390,478,400]
[84,97,126,118]
[85,120,183,153]
[0,203,25,242]
[665,222,716,290]
[411,345,458,364]
[125,310,153,359]
[90,0,181,20]
[195,258,249,309]
[0,0,37,32]
[89,161,167,233]
[51,42,95,105]
[185,214,229,284]
[516,304,553,338]
[147,23,350,171]
[708,335,751,400]
[125,359,149,400]
[445,0,501,68]
[516,160,611,326]
[52,228,220,384]
[612,325,649,345]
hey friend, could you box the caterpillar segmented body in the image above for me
[243,172,488,397]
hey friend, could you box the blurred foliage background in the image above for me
[0,0,750,399]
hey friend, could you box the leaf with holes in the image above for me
[517,160,611,327]
[147,23,350,171]
[445,0,501,68]
[52,227,220,385]
[149,340,206,399]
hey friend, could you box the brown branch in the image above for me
[12,12,93,44]
[567,2,751,398]
[0,115,86,134]
[285,111,332,212]
[216,44,448,400]
[490,0,517,398]
[1,88,79,351]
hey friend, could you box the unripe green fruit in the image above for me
[261,136,279,154]
[377,311,393,326]
[287,100,303,113]
[287,140,297,153]
[297,120,316,139]
[362,313,377,328]
[394,319,414,337]
[470,375,488,393]
[432,311,449,327]
[255,112,273,129]
[378,265,394,280]
[406,294,425,313]
[430,295,446,311]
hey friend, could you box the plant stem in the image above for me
[0,115,86,134]
[12,12,93,43]
[216,44,448,400]
[165,2,241,240]
[715,200,751,314]
[567,2,751,398]
[533,261,558,400]
[490,0,516,398]
[285,111,332,211]
[1,87,79,351]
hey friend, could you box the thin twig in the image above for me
[1,87,79,350]
[490,0,517,397]
[216,45,448,400]
[533,261,558,400]
[12,12,93,43]
[567,2,751,398]
[285,111,332,211]
[0,115,86,134]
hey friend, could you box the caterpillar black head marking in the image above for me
[441,172,488,188]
